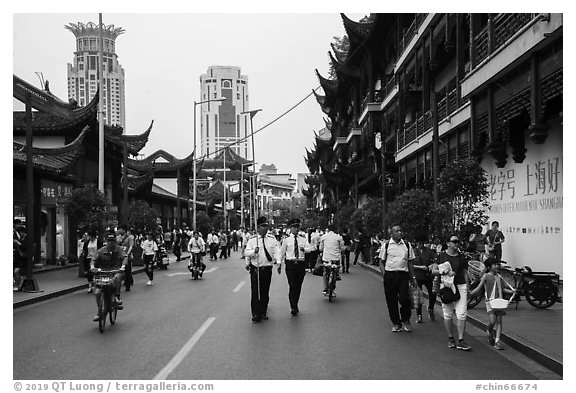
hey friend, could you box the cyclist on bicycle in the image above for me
[319,224,344,296]
[90,230,127,321]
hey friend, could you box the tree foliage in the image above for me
[438,158,490,231]
[328,35,350,79]
[385,188,434,241]
[127,200,158,235]
[196,211,212,235]
[333,203,357,234]
[350,198,383,236]
[63,184,108,235]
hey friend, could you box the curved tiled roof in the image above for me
[329,51,361,80]
[341,13,374,60]
[117,120,153,154]
[126,149,196,173]
[212,146,251,166]
[13,126,89,175]
[127,170,154,194]
[13,74,99,121]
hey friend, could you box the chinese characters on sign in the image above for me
[488,156,561,201]
[505,225,561,235]
[40,180,73,205]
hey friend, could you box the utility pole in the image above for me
[98,13,105,193]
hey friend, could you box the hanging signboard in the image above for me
[40,180,73,205]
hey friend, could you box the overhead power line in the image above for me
[194,85,322,162]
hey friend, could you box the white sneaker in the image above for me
[146,280,154,286]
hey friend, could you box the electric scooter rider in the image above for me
[188,231,206,277]
[91,230,127,321]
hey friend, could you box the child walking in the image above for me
[470,257,515,350]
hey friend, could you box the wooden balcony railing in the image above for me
[493,13,536,52]
[473,13,538,69]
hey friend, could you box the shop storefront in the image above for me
[13,179,73,268]
[481,119,563,277]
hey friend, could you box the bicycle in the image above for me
[323,263,340,302]
[92,269,122,333]
[463,251,488,309]
[506,265,560,309]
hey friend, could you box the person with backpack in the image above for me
[378,225,417,333]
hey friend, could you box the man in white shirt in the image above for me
[279,218,311,316]
[379,225,417,333]
[320,225,344,296]
[244,217,281,322]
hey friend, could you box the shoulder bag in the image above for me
[487,275,510,310]
[439,284,460,304]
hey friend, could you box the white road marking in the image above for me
[153,317,216,380]
[233,281,246,292]
[166,272,190,277]
[166,267,218,277]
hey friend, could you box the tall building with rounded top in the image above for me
[199,66,251,160]
[65,22,126,129]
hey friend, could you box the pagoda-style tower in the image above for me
[65,21,126,129]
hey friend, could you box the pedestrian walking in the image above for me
[279,218,311,316]
[413,237,437,322]
[378,225,417,332]
[172,232,182,261]
[141,232,158,286]
[82,229,104,293]
[341,228,352,273]
[219,231,228,259]
[470,257,515,350]
[163,230,173,254]
[431,234,472,351]
[244,216,281,323]
[116,225,134,292]
[353,231,370,265]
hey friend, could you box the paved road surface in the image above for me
[13,251,547,380]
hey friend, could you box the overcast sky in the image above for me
[13,12,370,177]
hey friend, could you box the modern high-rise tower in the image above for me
[65,22,126,129]
[199,66,251,160]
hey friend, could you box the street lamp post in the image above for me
[241,109,261,230]
[240,161,254,229]
[193,97,226,231]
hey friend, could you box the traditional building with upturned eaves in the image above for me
[308,13,563,277]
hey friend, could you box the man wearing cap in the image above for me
[90,230,128,322]
[244,216,281,322]
[279,218,311,316]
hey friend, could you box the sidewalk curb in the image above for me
[13,255,190,310]
[357,261,563,377]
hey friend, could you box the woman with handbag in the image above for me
[470,257,515,350]
[431,234,471,351]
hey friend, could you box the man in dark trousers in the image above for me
[378,225,417,333]
[279,218,311,316]
[244,216,281,323]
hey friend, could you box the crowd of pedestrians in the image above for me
[22,213,507,352]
